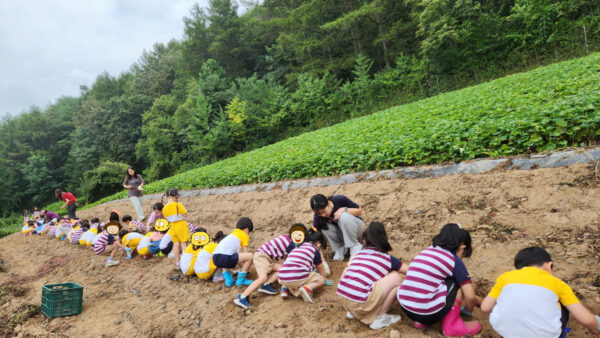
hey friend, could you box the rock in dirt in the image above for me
[389,329,401,338]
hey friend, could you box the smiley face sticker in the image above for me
[105,221,121,235]
[289,223,307,245]
[191,231,210,247]
[153,218,170,232]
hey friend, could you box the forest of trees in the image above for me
[0,0,598,216]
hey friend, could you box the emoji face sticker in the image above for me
[105,221,121,235]
[289,223,307,245]
[153,218,170,232]
[191,231,210,247]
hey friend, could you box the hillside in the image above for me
[2,160,600,337]
[88,53,600,208]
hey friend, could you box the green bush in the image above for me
[80,161,130,203]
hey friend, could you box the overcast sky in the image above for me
[0,0,220,117]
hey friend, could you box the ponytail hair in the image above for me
[432,223,473,258]
[213,231,225,243]
[305,229,327,250]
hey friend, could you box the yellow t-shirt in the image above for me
[180,244,201,275]
[212,229,249,256]
[487,267,579,337]
[162,202,187,227]
[194,242,218,277]
[121,232,144,249]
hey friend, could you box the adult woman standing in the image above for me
[55,189,77,219]
[123,167,145,222]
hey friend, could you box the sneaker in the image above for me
[258,284,278,295]
[369,314,401,330]
[299,285,313,303]
[332,247,346,261]
[105,259,119,267]
[233,295,251,309]
[280,286,289,299]
[167,252,175,259]
[156,252,165,257]
[346,312,355,319]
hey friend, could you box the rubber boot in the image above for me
[235,271,253,286]
[441,299,481,336]
[223,270,235,287]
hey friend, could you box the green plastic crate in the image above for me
[41,282,83,318]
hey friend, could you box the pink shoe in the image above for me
[441,300,481,337]
[414,321,427,329]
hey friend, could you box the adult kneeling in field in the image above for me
[310,193,363,260]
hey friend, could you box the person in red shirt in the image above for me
[55,188,77,219]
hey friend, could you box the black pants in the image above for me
[67,203,76,219]
[559,304,569,337]
[400,278,459,325]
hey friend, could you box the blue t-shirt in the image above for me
[390,255,402,271]
[452,255,471,285]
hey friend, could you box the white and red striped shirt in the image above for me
[188,223,198,233]
[337,248,401,303]
[129,220,146,233]
[70,228,84,244]
[278,242,322,282]
[92,232,114,255]
[47,225,57,237]
[256,235,293,260]
[397,246,470,315]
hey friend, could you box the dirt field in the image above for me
[1,162,600,337]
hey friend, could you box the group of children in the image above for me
[20,189,600,337]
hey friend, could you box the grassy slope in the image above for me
[66,53,600,209]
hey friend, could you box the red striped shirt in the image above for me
[70,228,83,243]
[397,246,458,315]
[337,248,395,303]
[92,232,113,255]
[278,243,319,282]
[256,235,292,260]
[129,220,146,233]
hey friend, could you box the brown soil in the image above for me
[2,163,600,337]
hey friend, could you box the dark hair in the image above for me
[118,228,130,238]
[213,231,226,243]
[109,212,120,222]
[153,202,164,211]
[126,167,140,179]
[432,223,472,257]
[514,246,552,269]
[310,194,329,211]
[80,220,90,229]
[122,215,133,223]
[91,217,100,224]
[305,229,327,250]
[236,217,254,232]
[27,220,35,225]
[196,226,207,233]
[162,188,179,204]
[363,222,392,253]
[54,189,63,199]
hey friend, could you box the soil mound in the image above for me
[1,163,600,337]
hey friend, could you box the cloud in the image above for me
[0,0,209,116]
